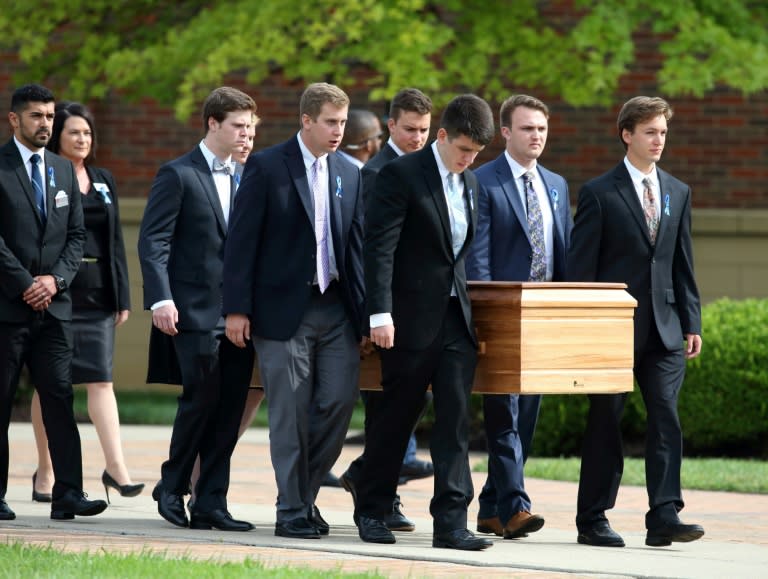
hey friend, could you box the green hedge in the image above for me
[679,298,768,453]
[530,298,768,458]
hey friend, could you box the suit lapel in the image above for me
[285,139,314,227]
[326,152,346,259]
[655,168,675,247]
[191,148,227,235]
[496,157,531,244]
[613,163,654,246]
[421,150,453,256]
[2,142,45,227]
[538,167,565,248]
[457,169,477,259]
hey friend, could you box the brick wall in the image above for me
[2,24,767,207]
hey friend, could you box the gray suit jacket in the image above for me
[0,139,84,322]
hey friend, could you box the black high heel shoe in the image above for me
[102,470,145,504]
[32,471,52,503]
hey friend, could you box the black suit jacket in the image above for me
[0,140,85,322]
[567,162,701,350]
[138,146,230,332]
[222,136,365,341]
[69,166,130,311]
[364,145,479,350]
[361,143,398,200]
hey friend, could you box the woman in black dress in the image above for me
[31,102,143,503]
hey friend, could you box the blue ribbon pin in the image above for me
[93,183,112,204]
[468,188,474,211]
[48,166,55,188]
[335,176,343,198]
[664,194,670,216]
[550,188,559,211]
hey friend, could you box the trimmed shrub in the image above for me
[679,298,768,455]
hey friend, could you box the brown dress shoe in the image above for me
[477,516,503,536]
[503,511,545,539]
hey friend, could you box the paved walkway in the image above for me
[3,423,768,578]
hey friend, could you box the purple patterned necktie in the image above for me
[642,177,659,245]
[311,159,330,292]
[523,171,545,281]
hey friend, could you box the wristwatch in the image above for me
[53,275,66,292]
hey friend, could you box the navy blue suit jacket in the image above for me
[222,136,365,341]
[466,154,572,282]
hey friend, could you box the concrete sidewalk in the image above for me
[3,422,767,578]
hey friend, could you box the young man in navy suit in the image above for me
[467,94,573,540]
[139,86,257,532]
[0,84,106,521]
[223,83,365,540]
[568,96,704,548]
[355,94,496,551]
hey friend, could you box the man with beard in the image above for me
[0,84,106,521]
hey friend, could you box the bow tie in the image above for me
[212,159,233,175]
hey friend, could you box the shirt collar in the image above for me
[624,156,657,188]
[199,140,231,172]
[14,136,44,166]
[431,140,452,183]
[387,138,405,157]
[504,150,538,182]
[297,132,328,172]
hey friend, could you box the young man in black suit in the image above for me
[354,94,496,551]
[568,96,704,548]
[223,82,365,540]
[0,84,106,521]
[340,88,434,532]
[138,86,257,531]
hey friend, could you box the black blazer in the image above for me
[0,139,85,322]
[138,146,229,332]
[364,145,479,350]
[361,143,398,200]
[69,166,130,312]
[567,162,701,350]
[222,136,365,342]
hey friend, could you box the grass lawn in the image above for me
[0,542,383,578]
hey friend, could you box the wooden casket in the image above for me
[359,281,636,394]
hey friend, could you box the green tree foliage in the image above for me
[1,0,766,119]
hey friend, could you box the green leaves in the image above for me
[0,0,766,120]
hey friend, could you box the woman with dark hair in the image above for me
[31,102,143,503]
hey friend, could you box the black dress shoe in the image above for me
[152,482,188,528]
[190,508,253,531]
[51,490,107,520]
[32,471,52,503]
[384,498,415,532]
[577,521,625,547]
[357,516,396,544]
[339,470,357,506]
[399,459,434,484]
[433,528,493,550]
[320,472,342,488]
[0,498,16,520]
[646,521,705,547]
[308,505,330,535]
[102,471,144,504]
[275,517,321,538]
